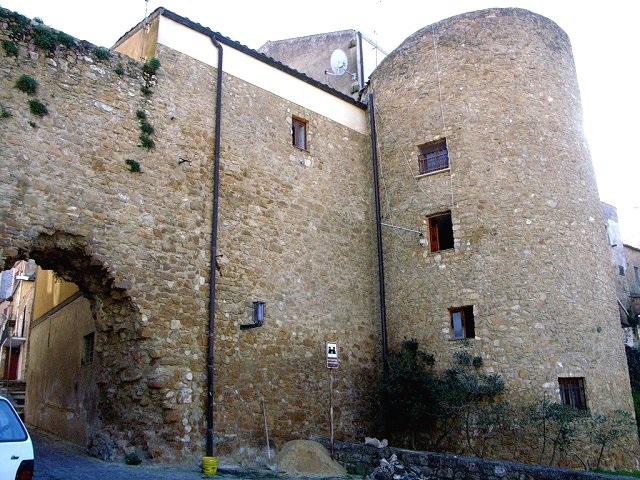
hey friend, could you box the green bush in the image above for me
[55,31,75,48]
[94,47,110,60]
[114,65,124,76]
[28,99,48,116]
[31,24,75,50]
[31,24,57,50]
[138,134,154,150]
[124,452,142,465]
[0,105,11,119]
[15,74,38,95]
[125,159,141,173]
[380,340,504,451]
[140,85,152,96]
[142,57,161,75]
[2,39,19,56]
[135,110,147,120]
[139,120,154,135]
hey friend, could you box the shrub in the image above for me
[15,74,38,95]
[138,134,154,150]
[380,340,504,451]
[55,31,75,48]
[28,99,48,116]
[135,110,147,120]
[0,105,11,118]
[140,85,152,96]
[31,24,75,50]
[124,452,142,465]
[142,57,161,75]
[2,39,19,56]
[139,120,154,135]
[94,47,110,60]
[114,65,124,76]
[31,24,57,50]
[125,159,141,173]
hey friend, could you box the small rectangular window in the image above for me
[428,211,454,252]
[449,306,475,340]
[619,265,625,276]
[292,117,307,150]
[81,332,95,366]
[635,266,640,285]
[558,377,587,411]
[418,139,449,175]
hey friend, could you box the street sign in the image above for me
[326,341,339,369]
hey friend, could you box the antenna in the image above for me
[325,49,356,80]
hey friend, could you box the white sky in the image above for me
[1,0,638,247]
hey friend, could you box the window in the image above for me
[558,377,587,411]
[292,117,307,150]
[418,139,449,175]
[81,332,95,366]
[619,265,625,276]
[428,212,454,252]
[635,266,640,285]
[449,306,475,340]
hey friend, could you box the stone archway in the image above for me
[3,230,162,459]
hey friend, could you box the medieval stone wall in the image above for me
[0,9,378,461]
[369,6,634,427]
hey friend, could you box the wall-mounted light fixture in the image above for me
[241,301,265,330]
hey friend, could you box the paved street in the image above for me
[30,428,249,480]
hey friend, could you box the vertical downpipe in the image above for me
[356,31,365,90]
[368,92,389,378]
[207,34,223,458]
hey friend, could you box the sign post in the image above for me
[325,342,338,457]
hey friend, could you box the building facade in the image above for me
[0,5,635,465]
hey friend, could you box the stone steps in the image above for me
[1,380,26,418]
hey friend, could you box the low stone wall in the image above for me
[317,439,631,480]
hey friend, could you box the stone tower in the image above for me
[369,8,633,415]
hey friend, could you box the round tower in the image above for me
[369,8,632,418]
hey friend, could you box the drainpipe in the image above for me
[368,92,389,378]
[356,31,365,90]
[206,34,223,458]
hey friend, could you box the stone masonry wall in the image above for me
[320,439,632,480]
[0,9,378,461]
[369,8,636,463]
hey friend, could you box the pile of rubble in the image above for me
[366,454,425,480]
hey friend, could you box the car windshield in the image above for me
[0,399,27,442]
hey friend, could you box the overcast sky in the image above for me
[1,0,638,246]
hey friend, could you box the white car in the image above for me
[0,396,34,480]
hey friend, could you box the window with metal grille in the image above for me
[449,306,475,340]
[292,117,307,150]
[81,332,95,366]
[428,212,454,252]
[558,377,587,411]
[418,139,449,175]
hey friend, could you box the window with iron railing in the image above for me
[558,377,587,411]
[418,139,449,175]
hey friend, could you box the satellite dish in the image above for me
[330,49,348,75]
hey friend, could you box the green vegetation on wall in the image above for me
[381,340,637,468]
